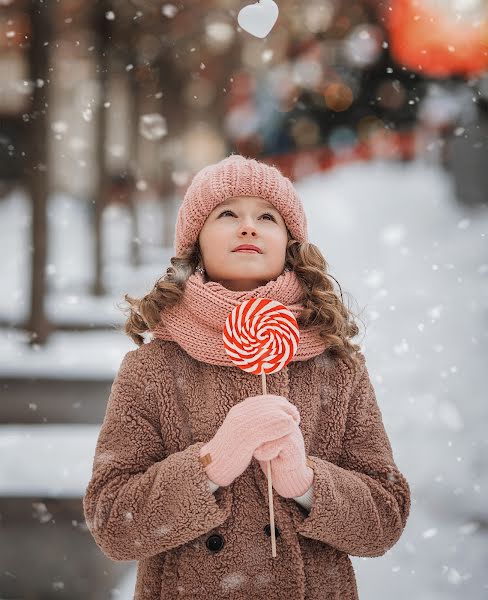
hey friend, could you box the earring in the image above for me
[195,264,205,274]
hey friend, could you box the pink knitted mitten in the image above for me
[199,395,300,487]
[253,420,314,498]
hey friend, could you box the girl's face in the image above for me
[198,195,289,291]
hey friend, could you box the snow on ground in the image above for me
[1,158,487,599]
[298,160,488,600]
[0,329,133,379]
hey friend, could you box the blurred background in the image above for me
[0,0,487,598]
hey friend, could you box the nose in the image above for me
[238,217,257,237]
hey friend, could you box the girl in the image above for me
[83,154,411,599]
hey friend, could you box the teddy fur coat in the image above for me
[83,338,410,599]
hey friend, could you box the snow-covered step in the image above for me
[0,424,99,497]
[0,329,132,380]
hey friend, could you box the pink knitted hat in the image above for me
[174,154,309,257]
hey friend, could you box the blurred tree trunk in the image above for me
[159,157,176,251]
[25,0,52,346]
[127,53,142,267]
[157,54,185,249]
[91,0,110,296]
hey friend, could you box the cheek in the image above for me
[200,223,223,246]
[207,220,227,232]
[200,224,229,257]
[271,228,289,248]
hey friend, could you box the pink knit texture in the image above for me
[151,269,327,366]
[254,421,315,497]
[174,154,309,257]
[199,394,300,488]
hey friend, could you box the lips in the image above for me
[233,245,262,253]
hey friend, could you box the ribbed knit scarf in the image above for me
[151,270,327,366]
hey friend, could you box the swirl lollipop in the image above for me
[223,298,300,558]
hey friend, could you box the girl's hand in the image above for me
[253,421,314,498]
[199,394,300,488]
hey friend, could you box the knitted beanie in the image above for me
[174,154,309,257]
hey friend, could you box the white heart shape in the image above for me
[237,0,279,39]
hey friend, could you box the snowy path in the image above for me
[301,161,488,599]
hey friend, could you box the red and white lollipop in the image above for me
[223,298,300,557]
[223,298,300,374]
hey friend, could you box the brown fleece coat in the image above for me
[83,339,410,599]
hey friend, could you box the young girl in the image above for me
[83,154,411,599]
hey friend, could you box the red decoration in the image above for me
[385,0,488,77]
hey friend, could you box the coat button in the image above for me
[263,524,281,538]
[206,533,225,553]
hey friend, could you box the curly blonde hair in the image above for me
[121,230,365,370]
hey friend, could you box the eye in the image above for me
[218,210,275,221]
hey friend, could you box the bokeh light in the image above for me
[290,116,321,147]
[303,0,336,34]
[139,113,168,141]
[387,0,488,76]
[357,115,385,141]
[376,79,407,111]
[181,120,227,172]
[224,101,261,140]
[204,18,235,54]
[291,56,323,89]
[323,81,354,111]
[343,23,383,68]
[328,126,357,153]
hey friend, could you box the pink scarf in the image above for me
[151,270,327,366]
